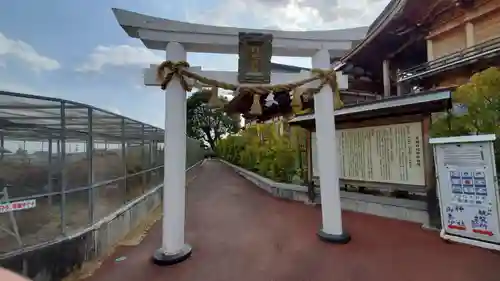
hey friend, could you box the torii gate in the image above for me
[113,8,367,265]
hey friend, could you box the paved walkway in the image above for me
[85,160,500,281]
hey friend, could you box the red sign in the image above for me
[0,199,36,213]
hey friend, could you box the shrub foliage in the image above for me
[216,121,308,183]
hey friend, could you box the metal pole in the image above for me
[148,138,152,186]
[152,140,156,165]
[87,108,94,223]
[150,140,154,167]
[150,139,156,184]
[48,137,53,205]
[121,118,127,202]
[60,102,67,235]
[1,188,22,246]
[141,124,146,191]
[154,128,158,165]
[1,132,4,160]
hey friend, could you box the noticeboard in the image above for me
[431,135,500,244]
[311,122,425,186]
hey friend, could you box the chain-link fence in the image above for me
[0,91,205,254]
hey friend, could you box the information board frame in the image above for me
[430,134,500,249]
[311,121,426,187]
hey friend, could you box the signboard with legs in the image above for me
[311,121,425,186]
[430,134,500,250]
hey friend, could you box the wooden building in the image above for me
[340,0,500,96]
[286,0,500,228]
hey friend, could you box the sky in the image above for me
[0,0,390,132]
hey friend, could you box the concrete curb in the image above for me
[218,159,429,226]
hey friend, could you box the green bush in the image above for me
[216,121,307,183]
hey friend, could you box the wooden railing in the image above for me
[398,36,500,82]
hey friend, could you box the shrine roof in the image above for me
[112,8,368,57]
[288,88,452,128]
[341,0,406,62]
[339,0,436,74]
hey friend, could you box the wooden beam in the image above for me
[426,0,500,39]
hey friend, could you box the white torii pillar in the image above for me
[152,42,192,265]
[312,49,350,244]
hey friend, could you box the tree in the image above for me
[431,67,500,137]
[430,67,500,171]
[186,90,240,150]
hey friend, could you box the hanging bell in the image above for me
[207,86,224,109]
[249,93,263,115]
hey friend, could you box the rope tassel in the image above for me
[291,88,303,114]
[208,86,224,108]
[249,93,262,115]
[334,88,344,109]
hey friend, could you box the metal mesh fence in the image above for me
[0,91,205,254]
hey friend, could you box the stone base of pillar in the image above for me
[152,244,192,266]
[317,229,351,244]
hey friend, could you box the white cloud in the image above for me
[180,0,389,71]
[0,32,61,71]
[187,0,390,31]
[76,45,163,72]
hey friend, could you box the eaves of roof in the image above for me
[340,0,408,63]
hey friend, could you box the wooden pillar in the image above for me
[426,40,434,61]
[397,82,403,96]
[422,115,441,229]
[305,130,315,202]
[396,68,404,96]
[383,60,391,97]
[465,22,475,48]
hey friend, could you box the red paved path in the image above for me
[85,160,500,281]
